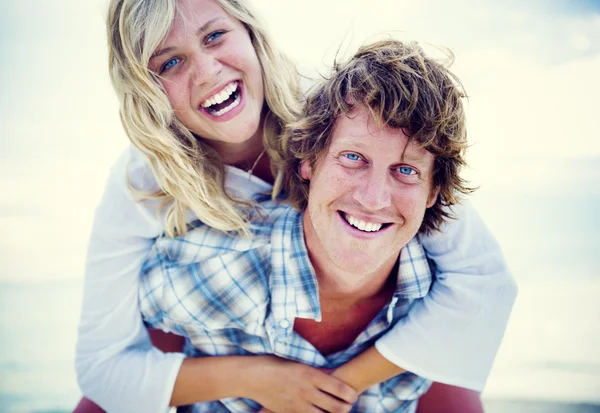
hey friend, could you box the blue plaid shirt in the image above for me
[140,200,433,412]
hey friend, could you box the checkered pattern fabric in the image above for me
[140,200,433,412]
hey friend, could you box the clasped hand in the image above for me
[248,355,357,413]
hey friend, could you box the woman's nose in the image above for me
[190,52,223,85]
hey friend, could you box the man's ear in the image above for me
[426,186,440,209]
[299,160,312,181]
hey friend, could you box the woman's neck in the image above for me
[245,152,274,184]
[206,129,274,184]
[212,130,264,166]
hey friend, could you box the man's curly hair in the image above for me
[274,39,475,233]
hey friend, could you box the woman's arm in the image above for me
[76,148,186,413]
[76,148,355,413]
[330,346,404,393]
[76,335,357,413]
[73,329,183,413]
[173,355,356,411]
[332,353,484,413]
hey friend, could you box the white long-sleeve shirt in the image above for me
[76,146,517,413]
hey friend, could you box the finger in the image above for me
[308,389,352,413]
[313,373,358,404]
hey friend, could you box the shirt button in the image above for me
[279,319,290,329]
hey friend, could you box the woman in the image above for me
[75,0,517,411]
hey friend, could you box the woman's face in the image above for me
[149,0,265,154]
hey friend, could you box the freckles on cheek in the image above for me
[164,86,185,110]
[329,174,349,191]
[224,49,254,74]
[396,194,421,220]
[221,50,237,64]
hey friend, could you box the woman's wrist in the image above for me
[330,364,369,393]
[330,347,406,393]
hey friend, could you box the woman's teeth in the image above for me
[201,82,238,108]
[199,81,241,117]
[344,213,383,232]
[210,94,240,116]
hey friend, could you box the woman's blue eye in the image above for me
[344,153,361,161]
[206,31,224,43]
[161,57,180,73]
[399,166,416,175]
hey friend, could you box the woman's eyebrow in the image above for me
[195,17,225,36]
[151,46,175,60]
[151,17,226,60]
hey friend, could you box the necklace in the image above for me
[247,149,266,179]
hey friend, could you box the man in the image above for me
[140,40,482,412]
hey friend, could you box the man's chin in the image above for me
[330,255,383,278]
[325,271,371,294]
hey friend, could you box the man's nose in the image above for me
[190,52,222,85]
[352,169,392,210]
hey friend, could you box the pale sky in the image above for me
[1,0,599,282]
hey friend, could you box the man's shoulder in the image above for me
[395,236,433,299]
[139,206,285,332]
[151,199,297,267]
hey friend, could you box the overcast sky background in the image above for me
[1,0,599,283]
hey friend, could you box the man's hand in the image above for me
[247,356,357,413]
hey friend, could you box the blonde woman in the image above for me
[75,0,517,412]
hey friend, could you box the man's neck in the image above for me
[295,210,402,355]
[294,249,399,355]
[315,262,397,308]
[305,225,399,306]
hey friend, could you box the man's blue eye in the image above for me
[344,153,361,161]
[161,58,179,73]
[399,166,416,175]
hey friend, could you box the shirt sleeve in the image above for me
[75,147,185,413]
[375,200,518,391]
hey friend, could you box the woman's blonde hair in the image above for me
[107,0,302,236]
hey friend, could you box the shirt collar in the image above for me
[268,208,322,325]
[394,236,433,299]
[269,208,432,325]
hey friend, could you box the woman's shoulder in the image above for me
[92,145,164,238]
[224,165,273,200]
[107,145,160,194]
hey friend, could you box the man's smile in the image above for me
[339,211,393,234]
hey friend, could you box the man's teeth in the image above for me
[201,82,238,108]
[345,214,383,232]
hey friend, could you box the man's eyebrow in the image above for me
[334,137,429,164]
[333,137,368,149]
[399,152,427,164]
[150,18,225,60]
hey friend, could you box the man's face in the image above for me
[301,106,439,291]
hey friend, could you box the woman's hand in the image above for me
[247,355,357,413]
